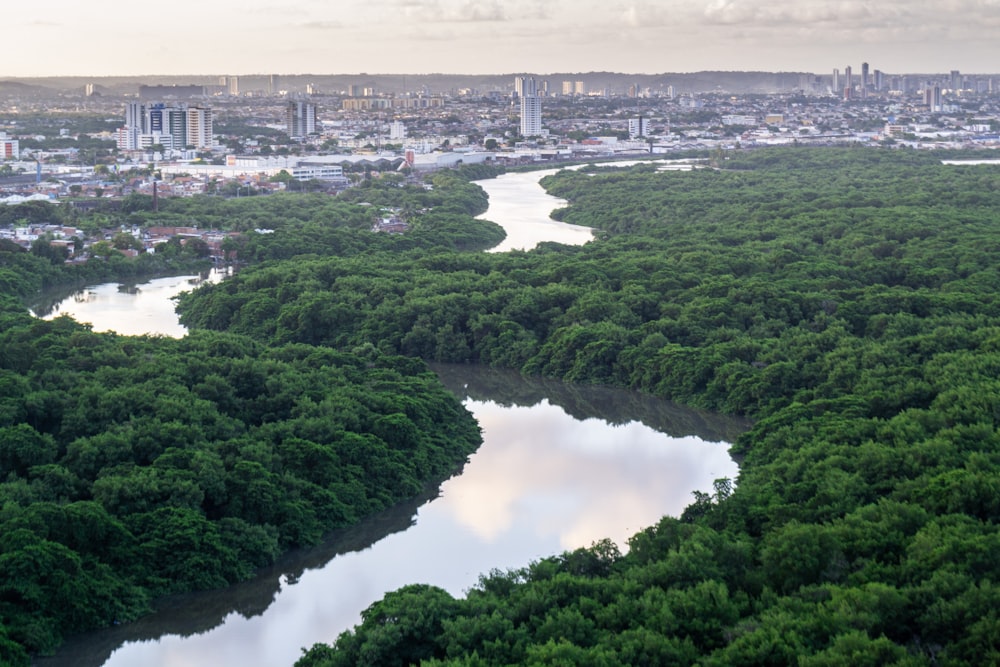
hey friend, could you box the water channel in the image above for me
[33,166,745,667]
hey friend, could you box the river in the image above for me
[475,168,594,252]
[34,166,744,667]
[31,270,229,335]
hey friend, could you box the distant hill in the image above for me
[1,70,990,98]
[0,80,56,96]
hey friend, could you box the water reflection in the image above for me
[33,488,434,667]
[474,169,594,252]
[30,268,228,338]
[36,365,745,667]
[432,362,750,445]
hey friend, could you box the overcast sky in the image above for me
[5,0,997,77]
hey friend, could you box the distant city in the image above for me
[0,67,998,209]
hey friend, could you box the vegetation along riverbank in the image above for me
[286,147,995,666]
[4,147,1000,665]
[0,166,504,664]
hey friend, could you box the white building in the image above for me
[628,117,650,138]
[0,132,19,159]
[138,133,175,150]
[117,103,213,150]
[186,107,214,149]
[518,77,542,137]
[389,121,407,141]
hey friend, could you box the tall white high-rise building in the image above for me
[518,77,542,137]
[286,101,316,138]
[186,106,214,148]
[119,102,144,150]
[514,76,527,98]
[389,121,407,141]
[629,117,650,139]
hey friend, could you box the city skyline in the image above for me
[2,0,997,78]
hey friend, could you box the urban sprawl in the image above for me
[1,66,998,258]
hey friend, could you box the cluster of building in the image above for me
[1,220,240,262]
[1,66,998,207]
[827,64,990,108]
[117,102,214,151]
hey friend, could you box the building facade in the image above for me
[286,101,317,138]
[0,132,19,159]
[186,107,213,149]
[117,103,214,151]
[518,77,542,137]
[628,117,650,138]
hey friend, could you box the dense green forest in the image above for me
[176,147,1000,666]
[0,167,505,664]
[6,148,1000,665]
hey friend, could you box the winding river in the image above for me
[33,167,745,667]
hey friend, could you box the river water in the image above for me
[31,270,228,335]
[475,168,594,252]
[33,167,744,667]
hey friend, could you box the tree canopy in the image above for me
[280,147,1000,666]
[0,170,505,664]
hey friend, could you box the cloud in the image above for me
[706,0,904,27]
[299,20,343,30]
[620,2,677,28]
[695,0,1000,31]
[394,0,509,23]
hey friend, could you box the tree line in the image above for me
[7,146,1000,664]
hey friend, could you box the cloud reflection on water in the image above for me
[446,399,737,551]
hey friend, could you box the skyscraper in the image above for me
[628,117,649,139]
[518,77,542,137]
[925,84,942,111]
[121,102,144,150]
[286,101,317,139]
[185,107,213,148]
[861,62,869,90]
[117,102,213,151]
[514,76,526,98]
[165,106,187,148]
